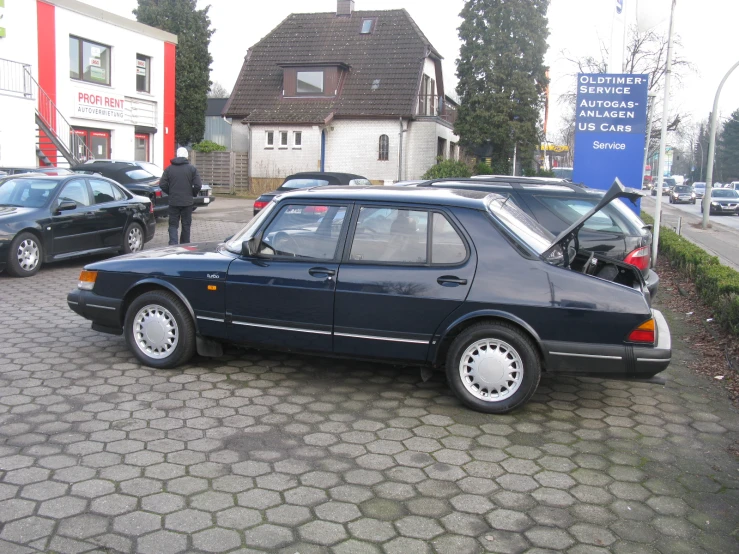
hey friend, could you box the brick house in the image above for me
[223,0,459,184]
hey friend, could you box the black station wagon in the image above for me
[67,182,671,414]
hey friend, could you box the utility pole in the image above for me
[701,60,739,229]
[642,92,657,188]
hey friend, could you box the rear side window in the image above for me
[125,169,155,181]
[431,213,466,264]
[89,179,120,204]
[535,196,639,235]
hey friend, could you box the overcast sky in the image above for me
[82,0,736,140]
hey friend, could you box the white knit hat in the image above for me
[176,147,189,158]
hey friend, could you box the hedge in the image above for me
[643,212,739,335]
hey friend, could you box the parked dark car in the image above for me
[651,177,676,196]
[414,177,660,299]
[709,188,739,214]
[0,174,155,277]
[0,167,74,176]
[669,185,696,204]
[67,181,670,414]
[253,172,371,216]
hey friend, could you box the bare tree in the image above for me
[207,81,230,98]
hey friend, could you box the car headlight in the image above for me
[711,201,719,206]
[672,192,678,197]
[691,193,696,197]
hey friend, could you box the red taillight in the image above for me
[624,246,650,271]
[149,202,154,214]
[254,200,268,210]
[626,318,655,344]
[155,190,162,198]
[304,206,329,215]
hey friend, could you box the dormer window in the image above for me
[280,63,350,98]
[297,71,324,95]
[361,19,376,34]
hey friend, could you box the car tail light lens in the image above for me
[624,246,650,271]
[78,270,97,291]
[626,318,655,344]
[304,206,329,215]
[149,202,154,214]
[254,200,269,210]
[155,190,162,198]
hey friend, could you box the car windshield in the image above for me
[225,202,278,253]
[486,194,555,255]
[0,178,60,208]
[674,185,692,193]
[712,189,739,198]
[280,178,330,190]
[664,178,676,186]
[125,169,156,182]
[694,182,706,189]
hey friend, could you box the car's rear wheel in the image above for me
[122,223,144,254]
[446,322,541,414]
[6,232,42,277]
[124,290,195,368]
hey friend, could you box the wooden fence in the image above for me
[191,151,249,194]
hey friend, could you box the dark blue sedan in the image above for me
[67,181,671,414]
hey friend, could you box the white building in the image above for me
[224,0,459,184]
[0,0,177,169]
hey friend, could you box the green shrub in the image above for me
[473,162,494,175]
[422,158,472,179]
[192,140,227,153]
[642,211,739,335]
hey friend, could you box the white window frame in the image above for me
[279,131,289,149]
[265,130,275,148]
[293,131,302,149]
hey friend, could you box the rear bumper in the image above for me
[67,288,123,333]
[194,195,215,207]
[542,309,671,379]
[645,269,659,299]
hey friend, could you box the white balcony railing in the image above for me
[0,58,33,98]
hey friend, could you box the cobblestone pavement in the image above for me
[0,210,737,553]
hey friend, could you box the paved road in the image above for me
[0,206,737,553]
[643,196,739,271]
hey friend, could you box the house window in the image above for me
[438,138,447,159]
[379,135,389,161]
[136,54,150,93]
[69,36,111,86]
[265,131,274,148]
[297,71,324,94]
[361,19,375,34]
[294,131,302,148]
[279,131,289,148]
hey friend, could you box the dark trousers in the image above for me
[168,205,193,245]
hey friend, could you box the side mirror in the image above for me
[56,200,77,213]
[241,237,258,257]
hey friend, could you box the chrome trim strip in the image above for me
[636,358,671,363]
[549,351,622,360]
[196,316,225,323]
[232,321,331,335]
[87,304,116,311]
[334,332,429,345]
[67,301,79,305]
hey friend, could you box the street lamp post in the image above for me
[701,60,739,229]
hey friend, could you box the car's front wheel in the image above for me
[124,290,195,368]
[122,223,144,254]
[446,322,541,414]
[6,232,43,277]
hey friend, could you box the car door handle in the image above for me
[309,267,336,277]
[85,212,96,217]
[437,276,467,286]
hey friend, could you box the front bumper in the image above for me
[543,309,671,379]
[711,204,738,213]
[67,289,123,334]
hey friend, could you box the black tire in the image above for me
[124,290,195,369]
[691,200,696,204]
[121,222,144,254]
[6,232,43,277]
[446,322,541,414]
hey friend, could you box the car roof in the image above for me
[423,178,589,194]
[283,172,368,183]
[276,185,492,209]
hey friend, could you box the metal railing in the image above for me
[24,67,93,165]
[0,58,33,98]
[416,94,458,125]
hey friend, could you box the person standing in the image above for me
[160,147,202,245]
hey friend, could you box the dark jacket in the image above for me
[160,157,202,207]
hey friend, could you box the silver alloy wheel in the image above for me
[133,304,179,360]
[16,238,40,272]
[128,226,143,252]
[459,339,524,402]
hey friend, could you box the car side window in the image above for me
[350,207,428,264]
[58,180,91,207]
[432,213,466,264]
[89,179,118,204]
[259,204,347,260]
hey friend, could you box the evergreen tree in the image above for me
[134,0,214,146]
[717,109,739,181]
[455,0,549,170]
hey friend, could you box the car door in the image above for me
[333,205,476,361]
[88,178,130,248]
[226,201,351,352]
[50,178,99,255]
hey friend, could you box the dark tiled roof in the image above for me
[224,9,439,123]
[206,98,229,117]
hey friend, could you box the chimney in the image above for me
[337,0,355,17]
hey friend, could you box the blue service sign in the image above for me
[573,73,650,215]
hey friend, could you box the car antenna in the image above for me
[501,194,512,208]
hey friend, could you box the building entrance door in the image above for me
[72,128,111,161]
[134,134,150,162]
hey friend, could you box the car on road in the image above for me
[724,181,739,191]
[693,182,706,199]
[709,188,739,215]
[669,184,696,204]
[651,177,676,196]
[0,174,155,277]
[409,176,660,299]
[552,167,573,180]
[68,180,671,414]
[253,172,371,216]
